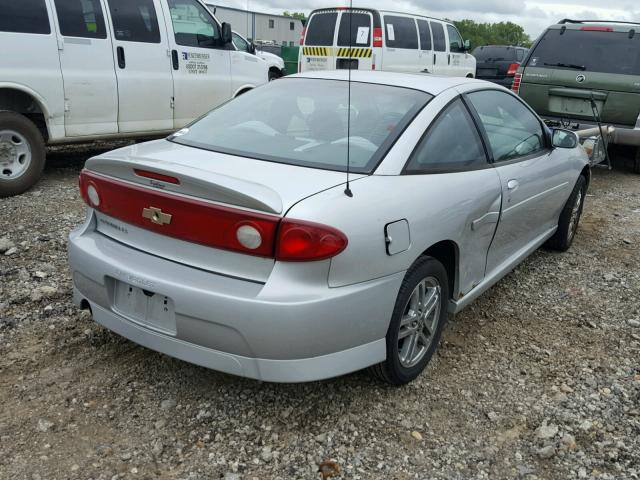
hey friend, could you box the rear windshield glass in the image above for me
[473,46,517,61]
[305,12,337,46]
[528,29,640,75]
[170,79,432,174]
[337,12,371,47]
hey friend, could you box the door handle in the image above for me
[507,179,520,191]
[448,54,451,65]
[433,53,436,65]
[171,49,179,70]
[117,46,126,69]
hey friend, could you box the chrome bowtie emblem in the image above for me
[576,74,586,83]
[142,206,172,225]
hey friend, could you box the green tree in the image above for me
[452,20,532,49]
[283,11,307,25]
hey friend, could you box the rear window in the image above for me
[528,29,640,75]
[385,16,418,50]
[305,12,337,46]
[337,12,371,47]
[473,46,517,61]
[0,0,51,34]
[171,79,432,174]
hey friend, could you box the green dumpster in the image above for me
[281,46,300,75]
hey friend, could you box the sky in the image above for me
[215,0,640,39]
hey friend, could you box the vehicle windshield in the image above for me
[527,29,640,75]
[473,46,517,61]
[170,78,431,174]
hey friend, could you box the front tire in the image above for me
[545,175,587,251]
[0,112,46,198]
[268,69,282,81]
[369,256,449,386]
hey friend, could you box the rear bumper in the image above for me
[68,217,403,383]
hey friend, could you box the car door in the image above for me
[416,19,434,73]
[52,0,118,137]
[429,21,448,75]
[404,98,503,296]
[229,31,266,92]
[465,89,573,275]
[382,14,420,72]
[446,24,466,77]
[335,10,374,71]
[105,0,174,133]
[162,0,231,129]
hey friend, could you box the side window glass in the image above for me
[468,90,546,162]
[168,0,220,48]
[417,20,432,51]
[0,0,51,34]
[405,99,487,173]
[54,0,107,39]
[430,22,446,52]
[108,0,161,43]
[446,25,463,53]
[384,16,418,50]
[516,49,525,62]
[232,33,248,52]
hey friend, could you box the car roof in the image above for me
[290,70,485,95]
[550,20,640,33]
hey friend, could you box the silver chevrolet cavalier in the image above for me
[69,71,590,385]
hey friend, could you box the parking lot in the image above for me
[0,147,638,479]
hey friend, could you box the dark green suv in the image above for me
[514,19,640,172]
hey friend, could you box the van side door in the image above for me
[429,21,448,75]
[446,24,468,77]
[161,0,231,128]
[416,19,434,74]
[382,14,420,72]
[105,0,174,133]
[52,0,118,136]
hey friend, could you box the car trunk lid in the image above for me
[519,27,640,126]
[83,140,360,282]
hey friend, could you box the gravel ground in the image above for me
[0,146,639,480]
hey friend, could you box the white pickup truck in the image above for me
[0,0,269,197]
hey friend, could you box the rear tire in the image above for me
[545,175,587,252]
[369,256,449,386]
[0,111,46,198]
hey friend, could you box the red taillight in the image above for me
[276,219,348,262]
[78,170,348,262]
[506,63,519,76]
[373,27,383,48]
[299,27,306,45]
[580,26,613,32]
[134,169,180,185]
[512,72,522,94]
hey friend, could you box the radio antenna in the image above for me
[344,0,354,197]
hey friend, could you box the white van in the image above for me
[231,31,287,81]
[0,0,268,197]
[299,8,476,78]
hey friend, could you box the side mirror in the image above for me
[249,42,256,54]
[463,39,471,51]
[221,23,232,45]
[552,129,579,149]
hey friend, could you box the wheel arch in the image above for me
[0,84,51,141]
[420,240,459,301]
[232,85,255,98]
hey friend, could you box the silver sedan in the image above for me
[68,71,590,385]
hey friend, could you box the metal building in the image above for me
[206,4,304,46]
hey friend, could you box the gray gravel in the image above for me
[0,147,639,480]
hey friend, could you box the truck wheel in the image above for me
[268,69,282,81]
[0,112,46,197]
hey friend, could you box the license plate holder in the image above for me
[113,281,176,334]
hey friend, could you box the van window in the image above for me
[305,12,338,46]
[446,25,464,53]
[405,99,487,173]
[472,46,517,61]
[417,20,432,51]
[430,22,446,52]
[0,0,51,35]
[337,12,371,47]
[516,49,525,62]
[168,0,220,48]
[54,0,107,39]
[108,0,161,43]
[527,29,640,75]
[384,16,418,50]
[467,90,545,161]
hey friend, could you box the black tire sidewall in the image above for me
[384,257,449,385]
[561,176,587,248]
[0,112,46,197]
